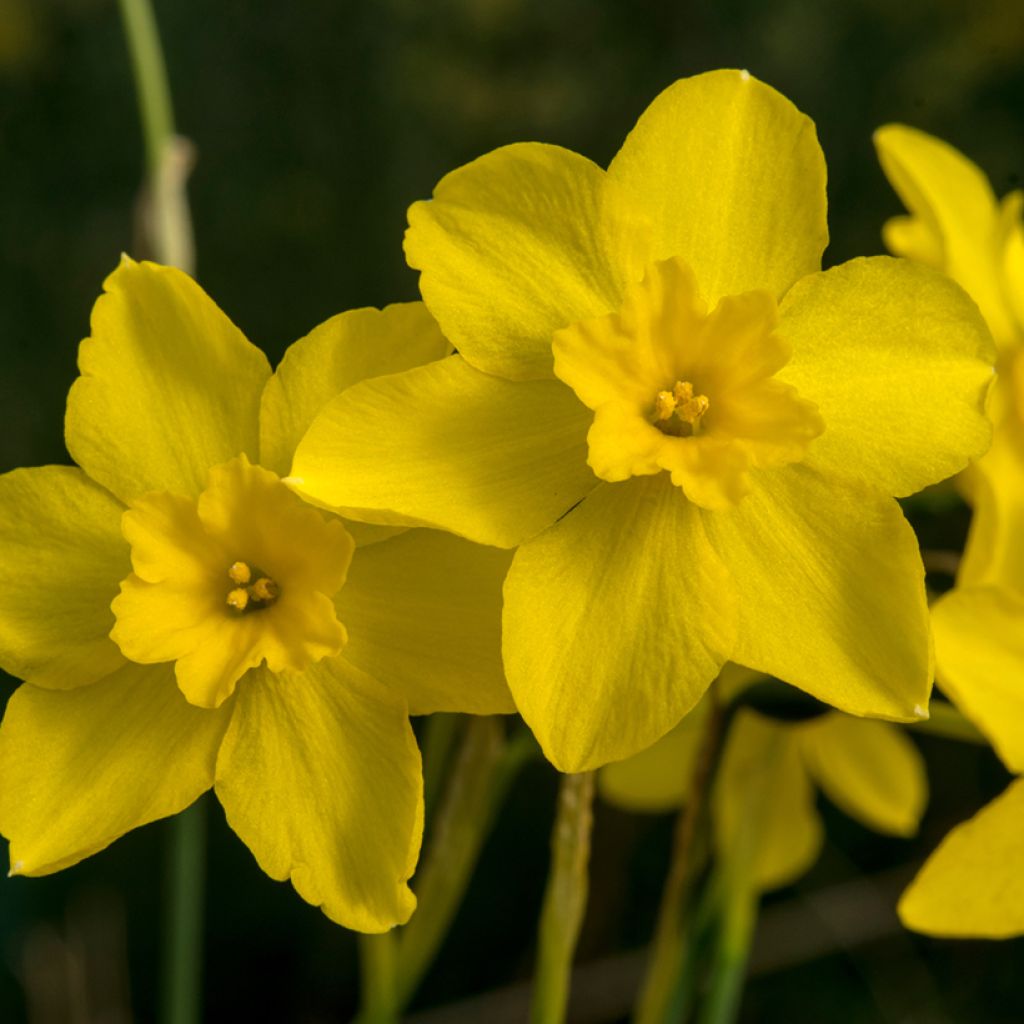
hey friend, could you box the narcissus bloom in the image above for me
[600,672,927,891]
[0,258,513,932]
[292,70,993,772]
[876,127,1024,936]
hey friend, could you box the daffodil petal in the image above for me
[796,714,926,837]
[932,586,1024,773]
[66,258,271,503]
[777,256,994,498]
[291,355,597,548]
[405,143,650,381]
[214,661,422,932]
[874,124,1019,350]
[598,697,711,813]
[337,529,514,715]
[0,466,129,689]
[899,778,1024,938]
[504,474,738,773]
[259,302,450,476]
[703,465,931,721]
[607,69,827,304]
[0,662,230,875]
[714,710,823,891]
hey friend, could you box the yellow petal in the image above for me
[796,714,926,837]
[0,467,128,689]
[899,777,1024,938]
[874,124,1019,351]
[503,474,738,773]
[702,465,931,722]
[214,661,423,932]
[405,143,650,381]
[0,662,230,875]
[932,586,1024,773]
[259,302,450,477]
[714,710,823,891]
[777,256,994,498]
[291,355,597,548]
[598,697,712,813]
[608,70,827,305]
[337,528,514,715]
[66,258,271,503]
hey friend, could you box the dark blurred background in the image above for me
[0,0,1023,1020]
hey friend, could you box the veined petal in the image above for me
[932,586,1024,774]
[291,356,597,548]
[703,465,931,722]
[503,475,738,773]
[405,143,651,381]
[214,661,423,932]
[337,529,514,715]
[875,124,1020,350]
[0,467,128,689]
[598,697,711,813]
[0,662,230,875]
[777,257,994,498]
[796,714,926,837]
[607,70,828,305]
[899,778,1024,938]
[714,710,823,891]
[66,258,271,503]
[259,302,450,477]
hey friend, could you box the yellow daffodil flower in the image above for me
[601,679,927,892]
[290,70,994,773]
[876,126,1024,936]
[0,257,514,932]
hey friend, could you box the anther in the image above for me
[227,588,250,611]
[249,577,279,603]
[228,561,252,585]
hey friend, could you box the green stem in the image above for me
[697,875,758,1024]
[357,933,399,1024]
[394,718,534,1011]
[634,701,725,1024]
[160,800,206,1024]
[530,770,596,1024]
[117,0,195,271]
[421,713,463,822]
[912,701,986,745]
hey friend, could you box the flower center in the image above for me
[226,560,280,612]
[551,255,824,509]
[110,454,355,708]
[653,381,710,436]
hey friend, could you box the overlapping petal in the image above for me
[405,144,651,380]
[0,662,230,875]
[797,715,926,837]
[291,355,597,548]
[777,257,994,498]
[607,69,828,304]
[932,587,1024,774]
[899,778,1024,938]
[503,475,738,773]
[259,302,450,477]
[702,465,931,721]
[874,124,1020,350]
[0,466,128,689]
[214,661,423,932]
[337,528,514,715]
[66,258,271,503]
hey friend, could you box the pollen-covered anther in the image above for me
[225,561,279,612]
[654,380,710,434]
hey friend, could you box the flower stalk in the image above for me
[530,770,596,1024]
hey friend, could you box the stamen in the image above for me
[228,561,252,585]
[225,562,280,613]
[653,380,710,434]
[654,390,678,420]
